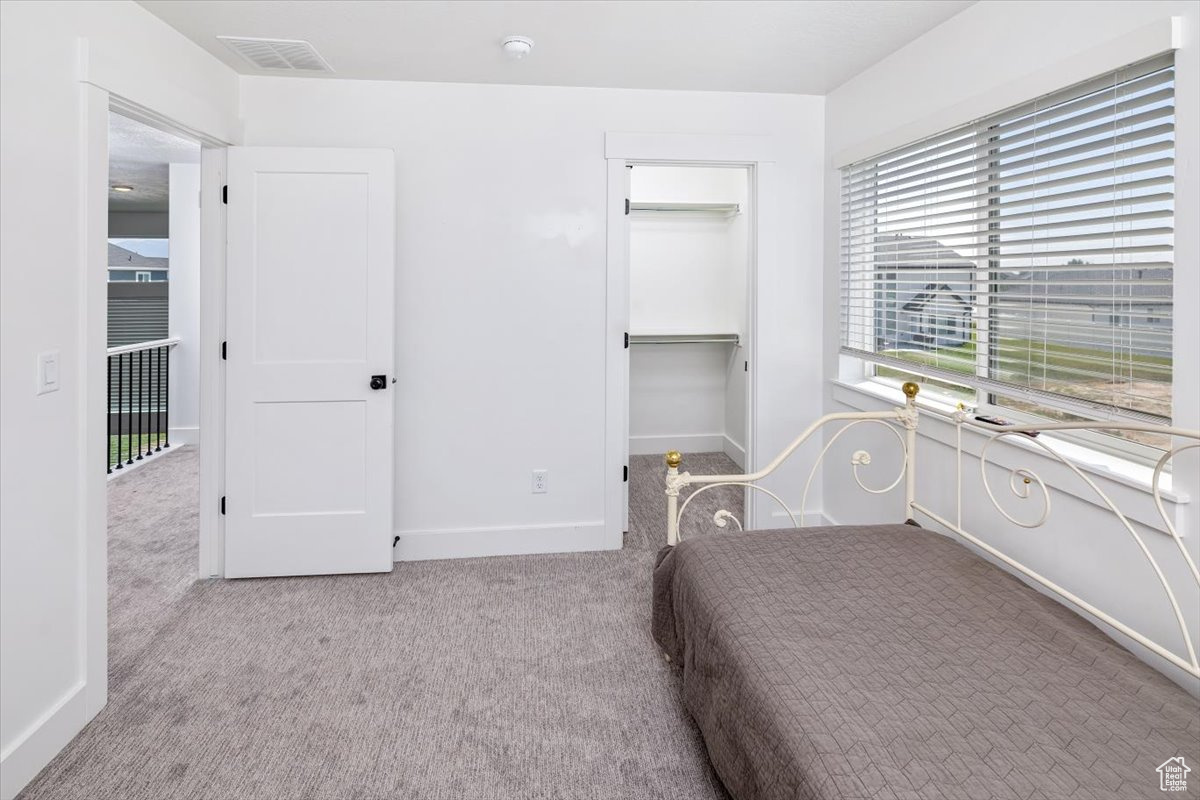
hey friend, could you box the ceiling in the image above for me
[137,0,974,95]
[109,113,201,213]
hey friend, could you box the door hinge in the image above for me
[221,341,227,360]
[624,197,630,215]
[624,332,629,349]
[220,496,226,515]
[623,465,628,482]
[744,360,748,372]
[222,185,228,205]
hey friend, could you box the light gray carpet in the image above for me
[19,451,742,800]
[625,451,746,551]
[105,446,200,690]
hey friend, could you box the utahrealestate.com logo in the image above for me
[1157,757,1191,792]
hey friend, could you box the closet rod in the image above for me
[628,333,740,346]
[628,202,740,216]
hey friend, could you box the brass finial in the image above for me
[902,381,920,400]
[665,450,682,469]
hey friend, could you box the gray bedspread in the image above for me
[652,524,1200,800]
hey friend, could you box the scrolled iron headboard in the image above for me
[663,382,1200,681]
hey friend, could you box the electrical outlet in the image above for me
[532,469,548,494]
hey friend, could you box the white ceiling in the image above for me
[137,0,974,95]
[109,113,201,213]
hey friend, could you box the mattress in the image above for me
[652,524,1200,800]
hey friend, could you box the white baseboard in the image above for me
[168,425,199,446]
[769,509,834,528]
[394,521,613,562]
[0,682,89,800]
[722,435,746,470]
[629,434,725,456]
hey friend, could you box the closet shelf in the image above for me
[629,332,740,346]
[629,202,741,217]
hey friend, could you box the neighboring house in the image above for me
[898,284,972,349]
[108,243,168,346]
[870,234,975,352]
[108,242,168,282]
[997,267,1171,358]
[868,234,1172,358]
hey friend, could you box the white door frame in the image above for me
[604,133,779,541]
[79,68,231,725]
[94,104,228,581]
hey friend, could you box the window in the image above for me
[135,271,152,282]
[840,54,1174,450]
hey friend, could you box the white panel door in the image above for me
[225,147,395,578]
[622,164,632,534]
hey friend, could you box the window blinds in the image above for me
[840,53,1174,423]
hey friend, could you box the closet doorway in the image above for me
[623,163,753,539]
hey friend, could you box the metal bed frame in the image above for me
[663,382,1200,681]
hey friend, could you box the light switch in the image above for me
[37,351,59,395]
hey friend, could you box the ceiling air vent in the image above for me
[217,37,333,72]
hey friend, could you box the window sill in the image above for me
[830,378,1189,507]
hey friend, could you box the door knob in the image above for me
[370,375,387,390]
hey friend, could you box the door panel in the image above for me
[252,172,369,363]
[225,147,395,578]
[252,400,367,515]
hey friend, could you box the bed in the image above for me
[653,383,1200,800]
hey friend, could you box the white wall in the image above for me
[168,162,201,444]
[0,3,237,797]
[723,341,748,465]
[821,1,1200,688]
[629,343,736,456]
[628,165,748,462]
[723,172,750,464]
[629,165,747,335]
[239,78,824,555]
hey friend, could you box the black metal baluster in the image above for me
[107,355,113,474]
[116,354,126,468]
[125,353,135,465]
[135,349,144,460]
[144,349,154,457]
[155,346,163,452]
[139,349,145,457]
[125,353,131,467]
[162,346,170,449]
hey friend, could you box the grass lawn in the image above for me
[877,336,1172,425]
[881,337,1170,383]
[109,433,168,467]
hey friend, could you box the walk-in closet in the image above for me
[625,164,751,527]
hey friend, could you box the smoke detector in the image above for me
[217,36,333,72]
[501,36,534,60]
